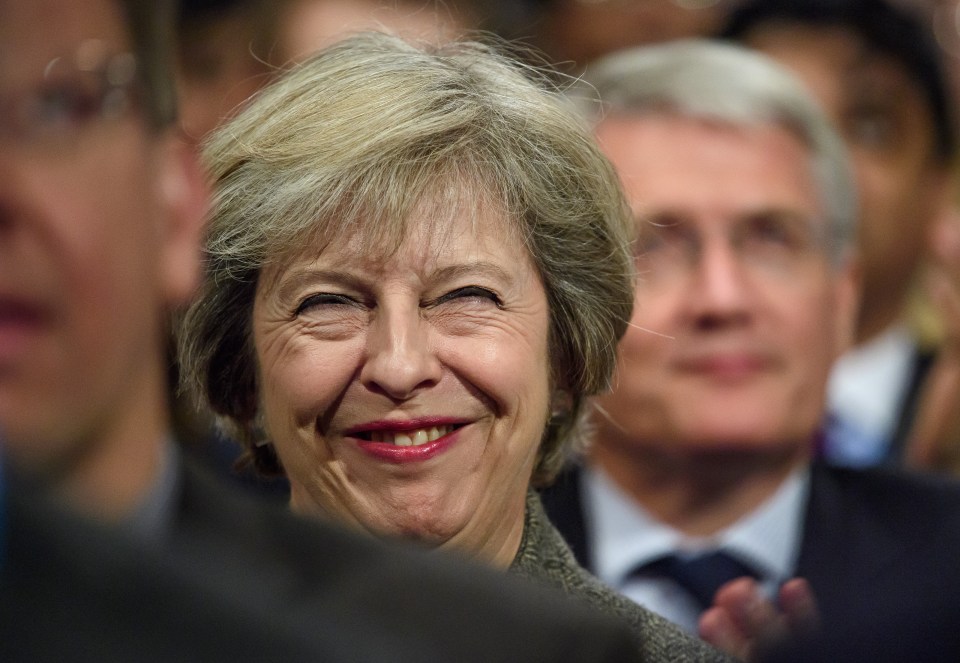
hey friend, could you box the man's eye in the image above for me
[294,293,357,315]
[639,226,686,253]
[432,286,501,307]
[750,218,794,245]
[743,213,817,254]
[636,215,695,266]
[27,81,103,131]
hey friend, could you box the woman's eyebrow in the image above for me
[273,268,368,303]
[429,262,513,285]
[272,261,514,302]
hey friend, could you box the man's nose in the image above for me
[685,239,754,329]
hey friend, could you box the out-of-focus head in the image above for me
[583,40,859,466]
[721,0,957,341]
[0,0,205,511]
[529,0,730,71]
[175,0,483,145]
[177,32,633,552]
[274,0,480,64]
[176,0,279,144]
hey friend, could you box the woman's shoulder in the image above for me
[511,491,731,663]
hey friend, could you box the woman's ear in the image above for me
[157,132,210,308]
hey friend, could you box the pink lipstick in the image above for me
[345,418,467,464]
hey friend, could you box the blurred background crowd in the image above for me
[5,0,960,659]
[172,0,960,488]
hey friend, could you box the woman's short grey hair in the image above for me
[177,31,635,487]
[576,38,858,263]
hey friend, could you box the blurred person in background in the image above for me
[721,0,960,473]
[176,0,489,145]
[273,0,480,62]
[540,39,960,660]
[176,0,277,145]
[513,0,735,73]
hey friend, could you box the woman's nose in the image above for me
[359,307,442,400]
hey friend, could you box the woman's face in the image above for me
[252,208,552,566]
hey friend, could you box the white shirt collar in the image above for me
[584,462,809,598]
[828,323,916,445]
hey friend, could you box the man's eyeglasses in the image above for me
[0,40,140,152]
[634,210,832,284]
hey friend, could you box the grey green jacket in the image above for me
[510,491,731,662]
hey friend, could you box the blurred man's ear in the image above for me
[157,132,209,308]
[833,251,862,359]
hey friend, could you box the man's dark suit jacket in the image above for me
[540,461,960,662]
[0,462,642,663]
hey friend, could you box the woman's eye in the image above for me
[432,286,501,307]
[294,293,357,315]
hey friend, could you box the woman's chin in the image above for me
[323,487,463,543]
[373,513,464,549]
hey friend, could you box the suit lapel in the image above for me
[795,463,906,624]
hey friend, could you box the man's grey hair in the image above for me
[576,38,858,263]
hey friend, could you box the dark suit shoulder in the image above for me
[807,463,960,538]
[794,464,960,662]
[801,462,960,585]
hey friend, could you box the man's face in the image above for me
[743,24,950,339]
[592,115,857,464]
[0,0,201,475]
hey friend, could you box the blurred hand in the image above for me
[698,577,819,662]
[905,213,960,469]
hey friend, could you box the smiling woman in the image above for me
[251,205,553,557]
[176,31,725,660]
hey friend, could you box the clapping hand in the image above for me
[698,577,819,662]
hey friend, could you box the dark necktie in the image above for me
[634,550,760,611]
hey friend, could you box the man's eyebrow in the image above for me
[734,207,817,223]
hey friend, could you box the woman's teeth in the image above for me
[368,425,454,446]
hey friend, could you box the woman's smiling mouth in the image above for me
[345,420,468,462]
[362,425,457,446]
